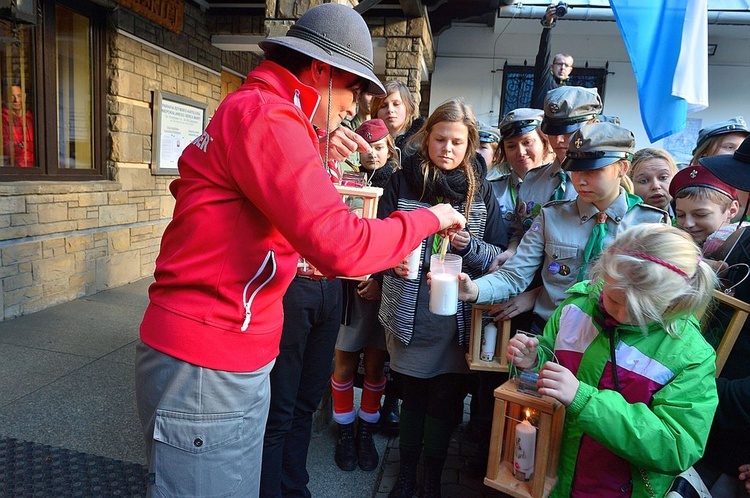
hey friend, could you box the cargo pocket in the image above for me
[544,241,579,284]
[151,409,244,498]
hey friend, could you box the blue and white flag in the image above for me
[610,0,708,142]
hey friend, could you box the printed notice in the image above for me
[154,92,207,174]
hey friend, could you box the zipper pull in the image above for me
[241,303,252,332]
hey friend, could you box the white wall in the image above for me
[429,17,750,159]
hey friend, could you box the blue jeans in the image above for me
[260,277,343,498]
[135,342,274,498]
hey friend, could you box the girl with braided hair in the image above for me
[377,98,506,497]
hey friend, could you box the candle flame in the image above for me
[525,408,531,420]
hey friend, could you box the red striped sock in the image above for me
[360,377,386,420]
[331,375,355,421]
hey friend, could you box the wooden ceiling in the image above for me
[202,1,501,36]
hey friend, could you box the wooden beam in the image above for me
[399,0,423,17]
[354,0,384,14]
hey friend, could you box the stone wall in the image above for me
[369,16,434,111]
[0,3,256,321]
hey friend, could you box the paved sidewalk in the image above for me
[0,277,510,497]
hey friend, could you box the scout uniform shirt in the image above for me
[475,188,668,322]
[489,170,524,245]
[510,159,577,243]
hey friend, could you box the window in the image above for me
[498,63,608,124]
[0,0,106,181]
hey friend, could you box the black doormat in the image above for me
[0,436,147,497]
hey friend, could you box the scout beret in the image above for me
[693,116,749,154]
[700,135,750,192]
[669,164,737,200]
[541,86,603,136]
[355,118,389,143]
[499,108,544,139]
[562,122,635,171]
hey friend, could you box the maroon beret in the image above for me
[355,118,389,144]
[669,164,737,200]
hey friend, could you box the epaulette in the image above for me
[636,202,671,220]
[488,172,512,183]
[541,199,572,207]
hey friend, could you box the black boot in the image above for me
[334,422,358,471]
[420,456,445,498]
[389,448,420,498]
[380,395,400,436]
[356,419,379,471]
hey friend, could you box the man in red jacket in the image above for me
[134,3,465,497]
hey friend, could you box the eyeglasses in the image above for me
[553,62,572,68]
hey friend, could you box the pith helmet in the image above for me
[259,3,385,96]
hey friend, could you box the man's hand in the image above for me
[428,203,467,233]
[322,126,372,162]
[544,4,558,25]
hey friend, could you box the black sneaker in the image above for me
[334,422,357,471]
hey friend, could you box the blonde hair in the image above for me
[629,148,678,179]
[370,81,418,136]
[416,99,480,221]
[589,224,717,336]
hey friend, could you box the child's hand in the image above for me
[491,288,539,320]
[394,259,410,278]
[488,248,515,272]
[738,463,750,494]
[507,333,539,370]
[450,229,470,252]
[357,279,381,300]
[457,273,478,303]
[538,362,579,406]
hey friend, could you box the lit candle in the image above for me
[513,410,537,481]
[428,273,459,315]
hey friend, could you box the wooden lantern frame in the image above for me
[312,184,383,281]
[485,379,565,498]
[701,289,750,376]
[466,304,512,371]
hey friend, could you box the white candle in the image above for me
[513,418,536,481]
[429,272,459,315]
[405,247,421,280]
[481,322,497,361]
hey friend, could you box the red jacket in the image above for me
[141,60,439,372]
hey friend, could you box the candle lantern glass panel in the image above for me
[484,379,565,498]
[466,304,512,371]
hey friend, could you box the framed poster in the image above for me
[152,90,208,175]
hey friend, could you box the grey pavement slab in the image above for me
[0,277,515,497]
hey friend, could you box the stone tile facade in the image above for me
[0,1,432,321]
[0,3,254,321]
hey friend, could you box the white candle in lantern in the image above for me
[513,416,536,481]
[481,321,497,361]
